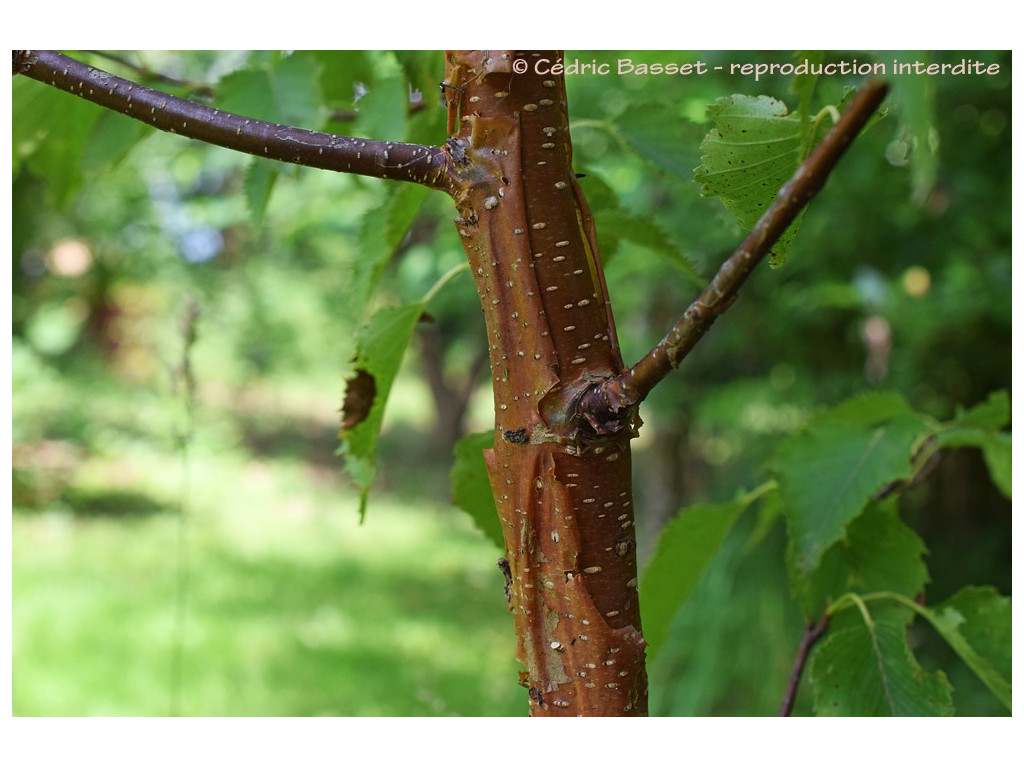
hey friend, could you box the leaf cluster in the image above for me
[641,390,1011,715]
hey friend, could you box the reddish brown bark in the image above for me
[438,51,646,715]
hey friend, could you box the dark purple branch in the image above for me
[579,80,890,426]
[13,50,452,190]
[780,612,830,716]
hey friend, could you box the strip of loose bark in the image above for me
[580,80,890,427]
[13,50,452,190]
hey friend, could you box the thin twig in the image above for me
[170,296,200,717]
[579,80,890,428]
[780,611,830,716]
[873,438,943,501]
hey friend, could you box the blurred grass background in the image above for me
[12,364,523,716]
[11,51,1010,716]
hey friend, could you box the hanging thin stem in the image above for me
[169,296,200,716]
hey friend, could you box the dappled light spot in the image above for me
[46,238,93,277]
[902,266,931,297]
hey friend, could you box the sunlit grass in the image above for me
[13,475,524,716]
[12,361,525,716]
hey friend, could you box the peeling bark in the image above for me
[439,51,646,716]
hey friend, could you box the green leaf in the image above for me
[337,266,465,521]
[12,78,45,173]
[593,207,701,286]
[405,94,448,146]
[952,390,1010,430]
[832,501,929,598]
[338,302,425,520]
[814,390,918,427]
[811,617,954,716]
[693,94,804,266]
[615,102,701,181]
[354,73,408,143]
[81,110,152,174]
[243,158,280,227]
[394,50,445,110]
[790,51,824,147]
[743,483,784,551]
[15,78,150,203]
[312,50,373,112]
[15,80,103,207]
[980,432,1011,499]
[354,182,432,311]
[934,391,1011,499]
[218,51,325,129]
[451,431,503,550]
[582,174,700,286]
[788,499,929,620]
[216,52,325,221]
[936,428,1011,499]
[924,587,1011,711]
[775,404,931,574]
[641,485,770,658]
[891,52,938,204]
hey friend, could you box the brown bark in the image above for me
[437,51,647,715]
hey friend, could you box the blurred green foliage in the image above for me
[11,50,1010,716]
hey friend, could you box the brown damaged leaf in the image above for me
[341,368,376,432]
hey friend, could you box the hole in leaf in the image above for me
[341,368,377,431]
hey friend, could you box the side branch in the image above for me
[779,612,830,716]
[13,50,452,190]
[580,80,890,425]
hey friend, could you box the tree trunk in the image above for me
[439,51,647,716]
